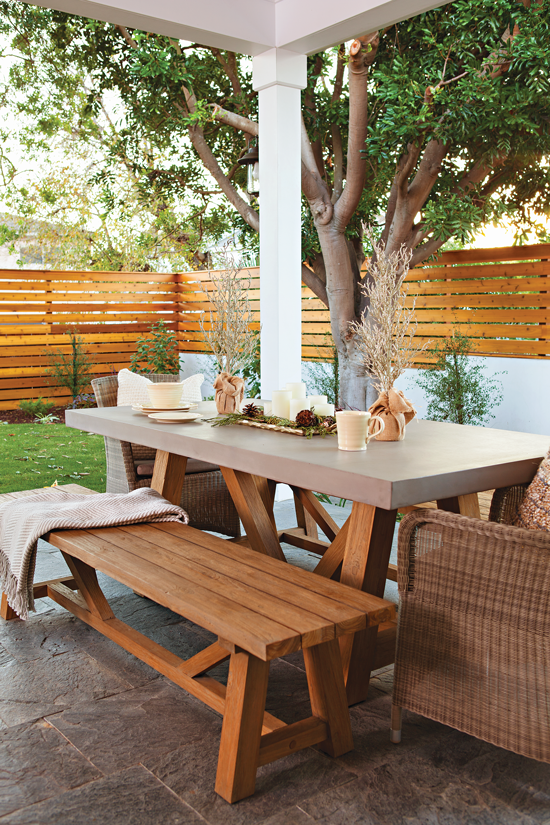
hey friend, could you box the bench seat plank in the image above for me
[48,527,302,660]
[112,523,370,638]
[84,524,341,648]
[152,521,394,624]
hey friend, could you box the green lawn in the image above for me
[0,423,106,494]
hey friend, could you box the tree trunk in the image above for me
[316,223,373,409]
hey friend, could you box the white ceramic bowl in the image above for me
[146,382,184,409]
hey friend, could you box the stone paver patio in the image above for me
[1,499,549,824]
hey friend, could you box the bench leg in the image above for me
[215,651,270,804]
[303,638,354,758]
[1,592,17,621]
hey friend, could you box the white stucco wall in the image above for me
[180,351,550,500]
[182,352,550,438]
[396,356,550,437]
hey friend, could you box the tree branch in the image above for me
[302,262,329,306]
[301,115,333,226]
[330,45,346,203]
[334,32,379,230]
[114,24,137,48]
[304,54,325,178]
[210,49,242,96]
[210,104,258,136]
[178,92,259,232]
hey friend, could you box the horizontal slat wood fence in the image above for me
[1,242,549,409]
[0,270,181,409]
[406,243,550,365]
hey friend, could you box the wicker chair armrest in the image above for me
[488,484,529,524]
[398,507,550,618]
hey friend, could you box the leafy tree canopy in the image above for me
[0,0,548,403]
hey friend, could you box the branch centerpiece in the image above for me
[211,403,337,439]
[350,237,430,441]
[200,252,258,414]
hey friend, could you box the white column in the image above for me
[253,49,307,399]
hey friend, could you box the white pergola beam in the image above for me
[20,0,449,55]
[20,0,276,55]
[277,0,451,54]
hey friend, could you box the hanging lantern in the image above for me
[238,143,259,196]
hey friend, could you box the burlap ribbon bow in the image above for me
[368,388,416,441]
[213,372,245,414]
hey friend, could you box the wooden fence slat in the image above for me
[1,247,550,409]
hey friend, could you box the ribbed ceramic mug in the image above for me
[335,411,385,451]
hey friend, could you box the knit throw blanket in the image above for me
[0,487,189,620]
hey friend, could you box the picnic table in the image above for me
[64,405,549,704]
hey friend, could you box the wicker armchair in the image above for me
[91,375,240,537]
[391,484,550,763]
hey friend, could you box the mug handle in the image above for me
[366,414,385,443]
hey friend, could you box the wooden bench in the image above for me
[0,487,395,804]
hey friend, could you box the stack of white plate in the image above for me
[146,382,184,409]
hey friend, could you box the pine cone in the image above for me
[320,415,336,429]
[242,403,260,418]
[295,409,319,428]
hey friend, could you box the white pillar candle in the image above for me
[272,390,292,419]
[289,398,310,421]
[308,395,327,405]
[285,382,307,399]
[311,402,334,418]
[262,401,273,415]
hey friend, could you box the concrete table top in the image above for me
[66,406,550,511]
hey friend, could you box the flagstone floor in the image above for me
[0,499,549,824]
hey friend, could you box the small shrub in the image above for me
[67,393,96,410]
[35,412,60,424]
[303,346,340,406]
[131,319,180,375]
[239,330,261,397]
[46,330,94,402]
[19,398,54,418]
[414,330,504,426]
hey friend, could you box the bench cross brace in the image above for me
[29,555,352,803]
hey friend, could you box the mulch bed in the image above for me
[0,407,69,425]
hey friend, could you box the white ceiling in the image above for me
[21,0,449,55]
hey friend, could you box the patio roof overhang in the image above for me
[19,0,450,398]
[21,0,449,56]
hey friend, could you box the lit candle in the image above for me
[289,398,311,421]
[285,382,307,399]
[308,395,327,405]
[311,402,335,418]
[272,390,292,419]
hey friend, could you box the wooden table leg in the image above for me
[338,502,397,706]
[220,467,286,561]
[293,492,319,540]
[437,493,481,519]
[151,451,188,505]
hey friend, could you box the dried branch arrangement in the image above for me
[200,251,258,377]
[350,236,429,393]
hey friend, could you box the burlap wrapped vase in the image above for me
[214,372,245,414]
[368,388,416,441]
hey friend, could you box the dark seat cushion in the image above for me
[135,458,220,477]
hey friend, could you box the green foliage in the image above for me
[303,347,340,406]
[18,398,54,418]
[46,331,94,402]
[0,424,106,493]
[414,331,504,426]
[131,319,180,375]
[239,330,261,397]
[0,0,549,270]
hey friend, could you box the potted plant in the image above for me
[350,236,428,440]
[201,252,258,414]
